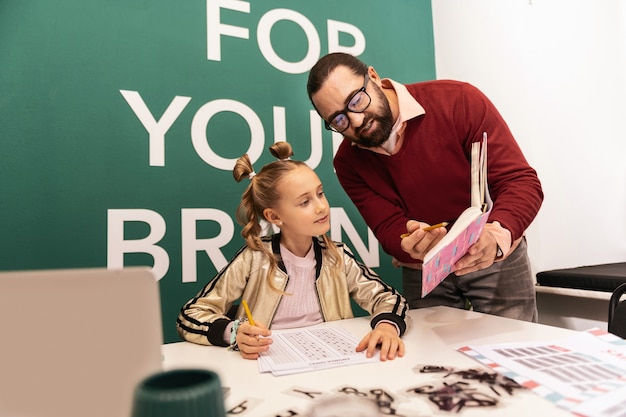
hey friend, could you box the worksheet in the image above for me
[258,326,378,376]
[460,329,626,417]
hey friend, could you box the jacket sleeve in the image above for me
[176,246,251,346]
[340,243,411,336]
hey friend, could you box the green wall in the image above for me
[0,0,435,343]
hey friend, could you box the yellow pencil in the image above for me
[400,222,449,238]
[241,299,256,326]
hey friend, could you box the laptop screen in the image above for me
[0,267,164,417]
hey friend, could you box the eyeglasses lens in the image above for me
[327,75,371,133]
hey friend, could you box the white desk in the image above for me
[162,306,577,416]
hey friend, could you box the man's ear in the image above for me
[263,208,281,225]
[368,66,382,85]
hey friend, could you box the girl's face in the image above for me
[265,165,330,238]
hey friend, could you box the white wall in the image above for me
[431,0,626,277]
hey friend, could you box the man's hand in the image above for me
[454,224,501,275]
[355,322,405,361]
[400,220,447,262]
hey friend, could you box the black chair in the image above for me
[608,282,626,338]
[536,262,626,292]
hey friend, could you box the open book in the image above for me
[421,133,492,297]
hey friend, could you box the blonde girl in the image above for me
[177,142,409,361]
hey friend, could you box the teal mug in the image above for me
[131,369,226,417]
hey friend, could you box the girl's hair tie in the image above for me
[248,171,257,180]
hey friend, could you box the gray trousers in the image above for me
[402,238,538,322]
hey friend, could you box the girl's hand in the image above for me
[236,321,272,360]
[355,322,405,361]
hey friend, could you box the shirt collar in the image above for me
[382,78,425,123]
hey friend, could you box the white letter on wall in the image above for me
[206,0,250,61]
[181,209,234,283]
[330,207,379,267]
[191,99,264,170]
[306,109,323,169]
[273,106,287,143]
[331,130,343,161]
[107,209,170,280]
[272,107,322,169]
[327,20,366,56]
[257,9,320,74]
[119,90,191,167]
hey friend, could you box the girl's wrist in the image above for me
[227,317,249,351]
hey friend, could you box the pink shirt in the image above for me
[271,245,324,329]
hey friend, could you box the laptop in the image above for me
[0,267,164,417]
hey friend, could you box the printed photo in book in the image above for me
[421,133,492,297]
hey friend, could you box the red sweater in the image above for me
[333,80,543,264]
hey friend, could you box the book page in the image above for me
[423,206,484,264]
[421,209,490,297]
[257,327,378,376]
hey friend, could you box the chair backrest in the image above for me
[608,282,626,338]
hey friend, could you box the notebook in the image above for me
[0,267,164,417]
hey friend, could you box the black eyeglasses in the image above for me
[324,74,371,133]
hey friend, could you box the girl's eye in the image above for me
[299,200,309,207]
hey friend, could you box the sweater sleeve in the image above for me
[333,148,415,263]
[458,82,544,242]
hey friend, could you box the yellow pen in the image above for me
[400,222,449,238]
[241,299,256,326]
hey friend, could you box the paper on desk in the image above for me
[258,326,378,376]
[459,329,626,417]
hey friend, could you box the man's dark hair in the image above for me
[306,53,368,103]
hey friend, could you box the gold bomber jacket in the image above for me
[176,234,410,346]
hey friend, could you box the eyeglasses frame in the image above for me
[324,73,371,133]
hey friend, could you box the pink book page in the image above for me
[421,210,490,297]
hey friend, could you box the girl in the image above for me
[176,142,409,361]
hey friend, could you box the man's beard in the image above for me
[353,114,394,148]
[350,86,394,148]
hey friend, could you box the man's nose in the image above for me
[347,111,365,129]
